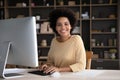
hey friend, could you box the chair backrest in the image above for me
[86,51,93,69]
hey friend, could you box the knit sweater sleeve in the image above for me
[69,35,86,72]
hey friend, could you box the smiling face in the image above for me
[56,17,72,38]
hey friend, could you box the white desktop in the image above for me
[0,17,39,79]
[1,68,120,80]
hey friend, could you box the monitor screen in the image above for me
[0,17,38,68]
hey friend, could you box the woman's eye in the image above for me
[65,23,68,26]
[65,23,70,26]
[56,22,69,26]
[56,24,61,27]
[56,23,62,26]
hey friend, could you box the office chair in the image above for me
[86,51,93,69]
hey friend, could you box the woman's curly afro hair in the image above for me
[49,8,77,35]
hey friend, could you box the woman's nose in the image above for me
[61,25,66,29]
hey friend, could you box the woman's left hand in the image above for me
[44,66,59,74]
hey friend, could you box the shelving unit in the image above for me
[0,0,119,69]
[90,0,119,69]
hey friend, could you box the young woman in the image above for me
[39,8,86,73]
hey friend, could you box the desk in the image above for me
[0,68,120,80]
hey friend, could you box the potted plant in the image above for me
[109,49,117,59]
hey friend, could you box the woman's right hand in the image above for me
[39,64,48,71]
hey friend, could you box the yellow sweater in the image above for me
[47,35,86,72]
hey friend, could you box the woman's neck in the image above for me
[57,35,71,42]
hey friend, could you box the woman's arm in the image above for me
[43,66,72,74]
[58,67,72,72]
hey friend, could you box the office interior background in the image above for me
[0,0,120,70]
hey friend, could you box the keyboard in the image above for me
[28,70,51,76]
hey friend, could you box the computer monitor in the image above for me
[0,17,39,78]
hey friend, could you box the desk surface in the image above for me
[1,68,120,80]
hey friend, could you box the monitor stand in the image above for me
[0,42,22,79]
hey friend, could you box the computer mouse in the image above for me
[50,71,61,77]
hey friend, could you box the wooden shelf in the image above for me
[91,3,117,6]
[39,56,48,60]
[92,46,117,48]
[91,32,117,34]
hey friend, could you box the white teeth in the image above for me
[61,30,66,32]
[62,31,65,32]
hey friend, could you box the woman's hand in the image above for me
[39,64,72,73]
[39,64,59,74]
[44,66,59,74]
[39,64,48,71]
